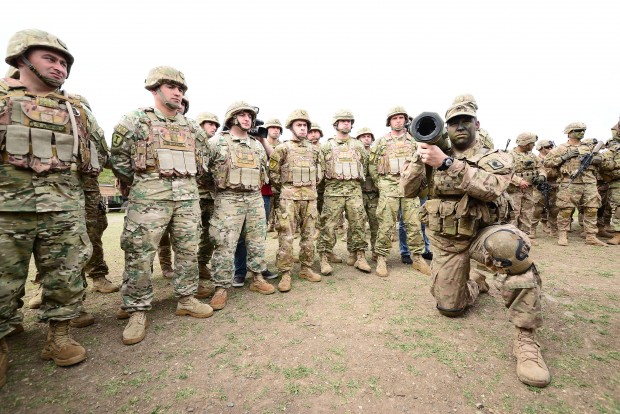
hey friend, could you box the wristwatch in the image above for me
[438,157,454,171]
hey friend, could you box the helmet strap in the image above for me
[20,56,63,88]
[156,87,180,110]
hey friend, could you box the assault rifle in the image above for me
[504,138,511,151]
[536,181,553,209]
[568,140,604,184]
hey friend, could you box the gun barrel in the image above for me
[409,112,444,144]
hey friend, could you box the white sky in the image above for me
[2,0,618,150]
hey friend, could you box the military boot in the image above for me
[122,311,148,345]
[586,234,608,246]
[158,246,174,278]
[6,324,24,338]
[116,308,130,320]
[513,328,551,388]
[70,311,95,328]
[529,226,537,239]
[41,320,87,366]
[557,231,568,246]
[542,222,550,234]
[91,276,119,293]
[278,272,292,293]
[195,282,216,299]
[199,263,211,280]
[176,296,214,318]
[412,255,431,276]
[210,288,228,311]
[28,285,43,309]
[376,256,388,277]
[0,339,8,388]
[597,225,614,239]
[299,267,321,282]
[249,272,275,295]
[470,269,490,293]
[371,252,378,262]
[326,252,342,263]
[320,254,333,275]
[354,251,371,273]
[607,232,620,245]
[346,252,356,266]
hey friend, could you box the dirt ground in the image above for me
[1,213,619,414]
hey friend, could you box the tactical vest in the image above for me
[557,143,598,180]
[324,139,363,180]
[377,136,414,175]
[134,110,197,177]
[281,141,318,186]
[603,142,620,181]
[215,133,264,191]
[512,151,538,183]
[0,81,99,175]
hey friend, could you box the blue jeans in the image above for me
[234,195,272,276]
[398,199,431,256]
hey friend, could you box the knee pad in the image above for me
[483,229,533,275]
[437,305,466,317]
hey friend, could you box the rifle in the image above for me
[567,141,604,184]
[536,181,552,209]
[504,138,511,152]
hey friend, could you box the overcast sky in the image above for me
[2,0,618,150]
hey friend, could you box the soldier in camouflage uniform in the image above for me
[531,140,559,236]
[0,29,110,386]
[508,133,547,238]
[269,109,323,292]
[600,120,620,245]
[266,119,282,233]
[110,66,214,346]
[543,123,607,246]
[403,99,550,388]
[316,110,371,274]
[309,123,325,219]
[208,101,276,311]
[353,128,379,260]
[369,107,430,277]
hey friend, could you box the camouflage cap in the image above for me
[452,94,479,110]
[355,127,375,141]
[563,122,587,134]
[445,101,477,122]
[285,110,311,129]
[535,139,554,151]
[144,66,188,92]
[516,132,538,146]
[196,112,220,128]
[264,118,283,131]
[386,106,409,127]
[309,122,324,137]
[5,29,74,75]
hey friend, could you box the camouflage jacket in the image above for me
[0,78,108,212]
[369,132,416,197]
[544,141,598,184]
[600,139,620,184]
[477,128,494,150]
[110,107,208,202]
[320,135,368,197]
[509,150,545,189]
[269,138,321,200]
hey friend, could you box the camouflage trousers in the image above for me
[608,183,620,232]
[0,211,90,339]
[317,195,368,253]
[348,192,379,252]
[375,195,424,257]
[198,197,215,265]
[268,193,280,229]
[210,191,267,288]
[556,181,601,234]
[428,224,543,329]
[531,184,559,232]
[120,199,200,312]
[509,187,536,234]
[276,199,318,271]
[83,190,109,278]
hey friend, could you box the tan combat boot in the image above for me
[195,282,216,299]
[176,296,214,318]
[0,339,8,388]
[607,232,620,245]
[116,308,130,320]
[412,255,431,276]
[199,263,211,280]
[278,272,292,293]
[249,272,275,295]
[122,311,148,345]
[354,251,371,273]
[158,247,174,278]
[585,234,608,246]
[70,311,95,328]
[597,225,614,239]
[470,269,490,293]
[210,288,228,310]
[371,252,378,262]
[41,320,87,366]
[376,256,388,277]
[557,231,568,246]
[320,253,333,275]
[91,276,119,293]
[326,252,342,263]
[346,251,356,266]
[299,267,321,282]
[529,227,537,239]
[28,285,43,309]
[514,328,551,388]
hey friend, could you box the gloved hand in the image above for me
[561,147,579,161]
[532,175,546,185]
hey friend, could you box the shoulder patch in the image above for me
[116,124,129,136]
[487,159,505,170]
[112,133,124,148]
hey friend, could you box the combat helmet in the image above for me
[563,122,586,134]
[196,112,220,128]
[5,29,74,76]
[285,110,311,129]
[535,139,554,151]
[386,106,409,127]
[309,122,324,137]
[224,101,259,128]
[356,127,375,141]
[264,118,283,132]
[516,132,538,146]
[144,66,188,92]
[332,109,355,126]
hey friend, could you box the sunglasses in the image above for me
[572,129,585,133]
[542,145,554,149]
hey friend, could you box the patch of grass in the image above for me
[175,387,196,400]
[368,376,382,396]
[283,365,313,379]
[328,346,345,356]
[288,310,306,322]
[285,382,301,395]
[209,345,227,358]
